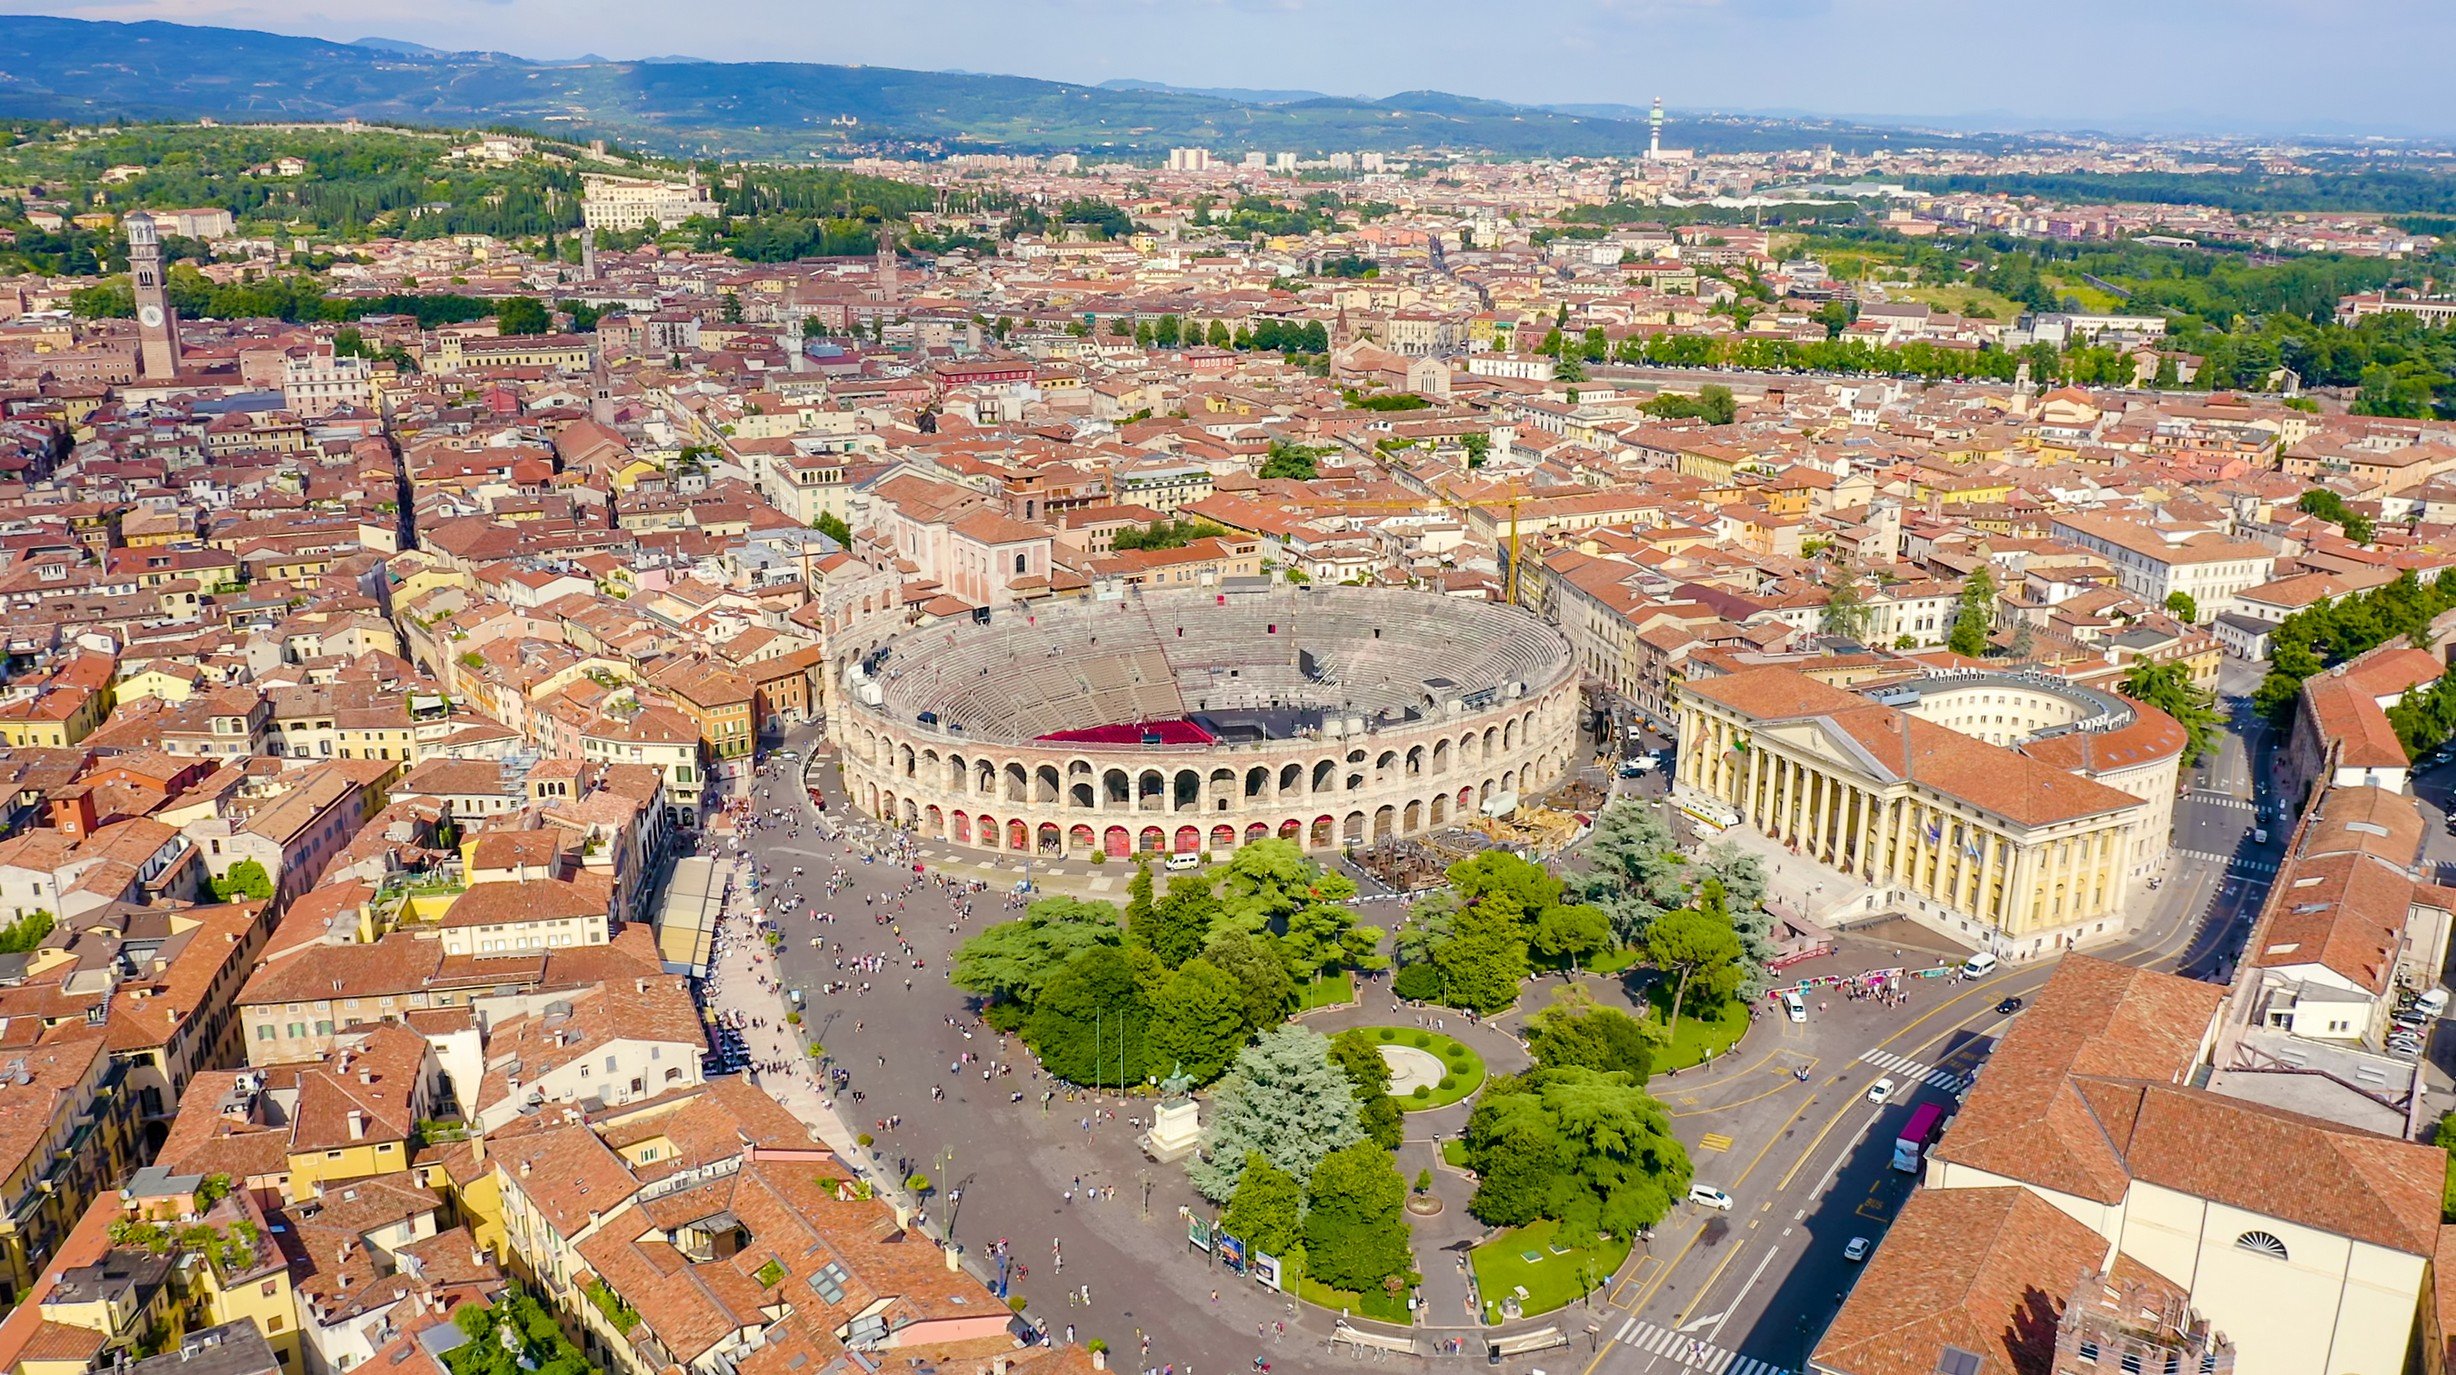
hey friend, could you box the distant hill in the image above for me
[1096,79,1334,106]
[0,15,2003,160]
[348,36,447,57]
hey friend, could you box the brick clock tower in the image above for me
[125,211,181,379]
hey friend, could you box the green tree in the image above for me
[950,897,1122,1011]
[1302,1142,1415,1293]
[1948,565,1997,657]
[2164,590,2199,622]
[1645,880,1744,1038]
[815,511,852,546]
[1133,874,1222,968]
[1258,440,1324,481]
[1465,1067,1691,1238]
[1188,1027,1365,1201]
[1821,569,1872,641]
[1125,858,1156,932]
[2123,659,2224,768]
[1216,837,1355,932]
[1573,801,1693,945]
[1449,850,1563,921]
[1282,902,1384,977]
[1027,946,1158,1086]
[1201,931,1296,1032]
[1219,1154,1303,1254]
[1530,902,1614,970]
[1523,989,1658,1079]
[2255,569,2456,722]
[0,910,54,955]
[494,296,551,335]
[1430,893,1530,1015]
[1148,957,1249,1083]
[1329,1029,1405,1151]
[1207,320,1232,348]
[211,859,274,902]
[2299,487,2376,544]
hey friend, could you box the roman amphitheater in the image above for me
[835,586,1582,859]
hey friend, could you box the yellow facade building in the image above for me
[1675,666,2178,955]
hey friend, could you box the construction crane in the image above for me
[1307,489,1531,606]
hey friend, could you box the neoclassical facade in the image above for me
[836,586,1581,857]
[1675,666,2181,955]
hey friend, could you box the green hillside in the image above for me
[0,15,1955,160]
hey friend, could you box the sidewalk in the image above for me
[704,849,863,1164]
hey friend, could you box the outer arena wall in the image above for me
[835,586,1582,858]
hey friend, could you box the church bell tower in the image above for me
[125,211,180,379]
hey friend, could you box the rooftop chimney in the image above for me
[347,1109,366,1141]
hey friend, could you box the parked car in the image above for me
[1866,1078,1897,1105]
[1687,1185,1733,1211]
[1843,1237,1871,1262]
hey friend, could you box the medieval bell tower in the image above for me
[125,211,181,379]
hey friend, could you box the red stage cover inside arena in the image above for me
[1036,719,1216,746]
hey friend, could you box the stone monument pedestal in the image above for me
[1140,1097,1201,1162]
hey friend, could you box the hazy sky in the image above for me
[6,0,2450,138]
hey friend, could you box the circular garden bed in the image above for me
[1362,1026,1487,1110]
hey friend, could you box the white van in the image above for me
[1164,852,1202,872]
[1961,952,1998,980]
[1781,991,1807,1023]
[2416,988,2450,1019]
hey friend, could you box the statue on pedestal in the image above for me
[1141,1063,1203,1162]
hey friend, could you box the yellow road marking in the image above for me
[1773,981,2002,1192]
[1698,1133,1733,1152]
[1675,1240,1748,1325]
[1613,1257,1664,1309]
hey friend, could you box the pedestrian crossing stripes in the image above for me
[2185,791,2259,812]
[1610,1316,1790,1375]
[1697,1133,1733,1152]
[2175,849,2278,874]
[1857,1048,1969,1093]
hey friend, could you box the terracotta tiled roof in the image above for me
[1932,957,2221,1204]
[1933,956,2442,1255]
[1811,1186,2107,1375]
